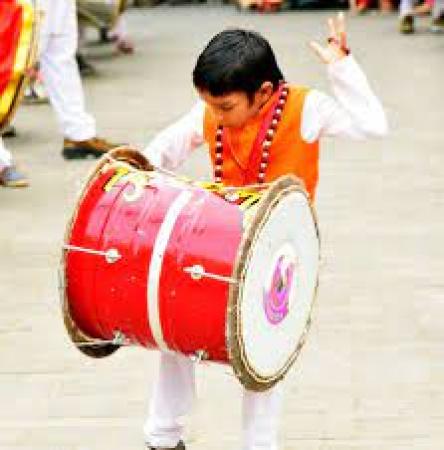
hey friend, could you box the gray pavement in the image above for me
[1,5,443,450]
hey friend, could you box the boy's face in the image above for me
[198,82,274,129]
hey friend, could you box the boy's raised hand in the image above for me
[309,12,350,64]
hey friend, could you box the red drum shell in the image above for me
[65,152,242,362]
[0,0,38,129]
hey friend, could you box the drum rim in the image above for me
[226,175,321,391]
[0,0,40,131]
[60,146,152,358]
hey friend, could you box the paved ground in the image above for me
[1,4,443,450]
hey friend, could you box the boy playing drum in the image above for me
[143,12,387,450]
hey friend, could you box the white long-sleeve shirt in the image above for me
[144,55,388,171]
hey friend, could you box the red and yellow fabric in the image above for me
[236,0,282,11]
[0,0,35,127]
[203,86,320,201]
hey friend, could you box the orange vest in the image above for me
[203,86,319,200]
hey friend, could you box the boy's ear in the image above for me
[259,81,274,96]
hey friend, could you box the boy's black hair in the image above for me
[193,29,284,101]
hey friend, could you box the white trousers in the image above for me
[107,0,129,39]
[0,137,12,168]
[111,14,129,40]
[38,0,96,140]
[144,353,283,450]
[400,0,444,17]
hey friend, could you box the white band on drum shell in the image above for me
[147,190,193,351]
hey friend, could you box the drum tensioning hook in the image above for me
[62,244,122,264]
[183,264,238,285]
[189,349,209,363]
[75,331,129,348]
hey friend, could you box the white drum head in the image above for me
[227,176,320,391]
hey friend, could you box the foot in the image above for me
[430,14,444,33]
[399,14,415,34]
[100,27,114,43]
[355,3,369,14]
[0,165,29,188]
[62,137,122,160]
[23,73,48,105]
[115,37,135,54]
[76,53,97,77]
[1,124,17,138]
[145,440,186,450]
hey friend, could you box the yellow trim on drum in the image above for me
[0,0,35,119]
[196,181,262,212]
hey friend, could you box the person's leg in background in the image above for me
[76,19,97,77]
[38,0,120,159]
[108,13,135,54]
[430,0,444,31]
[399,0,415,33]
[0,136,28,187]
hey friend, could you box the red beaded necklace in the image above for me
[214,82,289,184]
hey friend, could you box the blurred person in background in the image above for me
[349,0,394,15]
[37,0,120,159]
[399,0,444,32]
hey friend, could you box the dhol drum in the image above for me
[60,148,320,391]
[0,0,39,130]
[77,0,127,31]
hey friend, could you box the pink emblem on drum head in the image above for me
[263,255,295,325]
[263,252,296,325]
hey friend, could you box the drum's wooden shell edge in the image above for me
[60,147,150,359]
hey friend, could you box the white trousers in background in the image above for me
[0,137,12,168]
[400,0,444,17]
[38,0,96,141]
[111,14,129,40]
[144,353,283,450]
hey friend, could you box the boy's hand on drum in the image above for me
[309,12,350,65]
